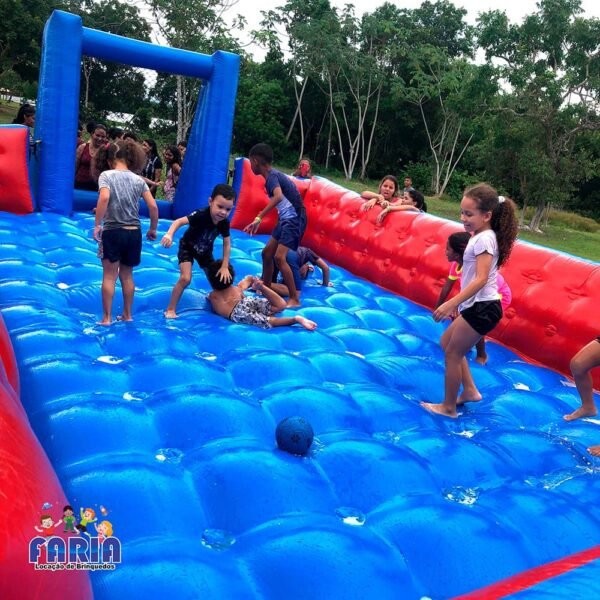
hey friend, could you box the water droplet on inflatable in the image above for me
[122,391,148,402]
[195,352,217,361]
[201,528,236,550]
[345,351,365,359]
[97,355,123,365]
[155,448,184,464]
[238,388,253,398]
[307,437,325,456]
[42,502,52,510]
[83,327,100,335]
[373,431,402,444]
[454,430,476,438]
[513,382,530,391]
[56,282,70,289]
[583,417,600,425]
[443,486,480,505]
[335,507,366,526]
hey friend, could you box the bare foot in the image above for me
[420,402,457,418]
[96,319,112,326]
[475,354,488,365]
[563,406,598,421]
[588,445,600,457]
[116,315,133,322]
[295,316,317,330]
[457,391,482,406]
[163,309,179,319]
[286,299,301,308]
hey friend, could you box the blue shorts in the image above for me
[272,210,306,251]
[272,250,303,291]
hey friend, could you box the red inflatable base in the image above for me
[231,159,600,389]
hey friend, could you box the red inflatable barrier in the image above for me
[0,126,34,214]
[0,314,92,599]
[231,159,600,389]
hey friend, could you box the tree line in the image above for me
[2,0,600,226]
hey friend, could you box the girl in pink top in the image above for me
[436,231,513,366]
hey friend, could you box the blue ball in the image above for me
[275,416,314,456]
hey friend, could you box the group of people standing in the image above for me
[75,121,186,201]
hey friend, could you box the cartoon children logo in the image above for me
[29,501,121,570]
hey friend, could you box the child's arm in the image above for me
[244,187,284,234]
[142,189,159,240]
[433,253,493,321]
[376,204,419,223]
[237,275,254,291]
[218,236,232,283]
[315,258,333,286]
[436,278,456,308]
[93,187,110,241]
[361,191,384,211]
[161,216,189,247]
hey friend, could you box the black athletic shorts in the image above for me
[460,300,502,336]
[177,240,213,270]
[272,209,307,251]
[101,228,142,266]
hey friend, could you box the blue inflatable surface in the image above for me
[2,210,600,599]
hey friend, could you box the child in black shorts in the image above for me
[161,184,235,318]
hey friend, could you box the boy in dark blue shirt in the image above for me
[161,183,235,318]
[244,143,306,307]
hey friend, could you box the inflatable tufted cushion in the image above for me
[231,159,600,389]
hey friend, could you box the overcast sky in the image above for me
[232,0,600,60]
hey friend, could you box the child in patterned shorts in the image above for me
[206,260,317,330]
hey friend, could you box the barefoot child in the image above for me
[436,232,512,365]
[421,186,518,417]
[563,337,600,422]
[161,184,235,319]
[207,260,317,330]
[243,143,307,308]
[94,141,158,325]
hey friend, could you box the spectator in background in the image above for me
[403,176,415,195]
[123,131,139,142]
[162,145,182,201]
[108,127,124,141]
[177,140,187,160]
[12,103,35,142]
[75,123,108,191]
[292,158,313,180]
[77,122,85,147]
[141,139,163,197]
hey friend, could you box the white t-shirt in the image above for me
[460,229,499,311]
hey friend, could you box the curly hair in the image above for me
[93,140,146,180]
[463,183,518,267]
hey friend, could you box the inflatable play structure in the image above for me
[1,9,600,600]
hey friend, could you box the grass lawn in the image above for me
[0,100,19,124]
[311,168,600,263]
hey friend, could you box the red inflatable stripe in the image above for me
[231,159,600,389]
[453,544,600,599]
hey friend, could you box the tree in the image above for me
[0,0,62,94]
[477,0,600,230]
[144,0,244,141]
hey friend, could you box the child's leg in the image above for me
[98,260,120,325]
[261,237,278,287]
[165,261,192,318]
[118,265,135,321]
[589,445,600,457]
[275,244,300,307]
[421,316,481,417]
[270,282,290,297]
[564,339,600,421]
[269,315,317,330]
[475,337,488,365]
